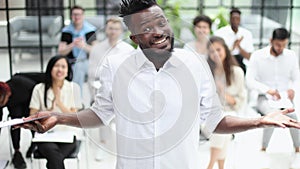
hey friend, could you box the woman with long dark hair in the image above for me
[206,36,246,169]
[29,55,82,169]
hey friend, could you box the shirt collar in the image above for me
[105,39,123,49]
[265,46,284,59]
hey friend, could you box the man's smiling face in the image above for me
[129,5,174,57]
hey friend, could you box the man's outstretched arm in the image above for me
[19,108,103,133]
[214,108,300,134]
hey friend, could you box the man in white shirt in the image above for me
[88,17,134,161]
[214,7,254,74]
[21,1,300,169]
[246,28,300,168]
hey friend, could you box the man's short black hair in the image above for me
[272,28,290,40]
[119,0,158,28]
[230,7,241,16]
[193,15,212,29]
[71,5,85,13]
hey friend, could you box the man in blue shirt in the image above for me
[58,5,97,92]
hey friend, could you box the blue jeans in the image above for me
[72,59,88,94]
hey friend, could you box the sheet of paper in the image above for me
[0,160,8,169]
[0,116,50,128]
[268,98,293,109]
[32,131,74,143]
[266,91,293,109]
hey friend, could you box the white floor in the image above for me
[1,51,300,169]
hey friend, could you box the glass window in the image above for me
[0,49,10,81]
[205,0,220,6]
[179,0,198,8]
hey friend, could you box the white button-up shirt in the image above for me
[214,25,254,55]
[246,46,300,94]
[90,48,224,169]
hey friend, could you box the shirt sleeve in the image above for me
[290,51,300,90]
[60,32,72,44]
[246,52,270,93]
[29,85,41,110]
[86,31,96,45]
[198,59,225,137]
[71,82,83,110]
[242,31,254,53]
[90,57,115,126]
[231,67,246,111]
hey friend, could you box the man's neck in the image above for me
[231,26,238,33]
[74,23,83,31]
[145,52,171,70]
[108,38,119,47]
[270,47,280,57]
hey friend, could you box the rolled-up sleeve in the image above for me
[90,58,115,126]
[29,85,41,110]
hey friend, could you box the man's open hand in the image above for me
[260,108,300,129]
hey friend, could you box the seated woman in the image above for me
[29,55,82,169]
[206,36,246,169]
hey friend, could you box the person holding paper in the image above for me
[19,1,300,169]
[246,28,300,168]
[29,55,82,169]
[0,73,44,169]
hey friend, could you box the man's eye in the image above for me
[159,20,167,26]
[143,27,151,32]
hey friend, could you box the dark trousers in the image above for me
[36,138,76,169]
[234,54,246,74]
[9,105,31,150]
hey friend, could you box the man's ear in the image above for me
[130,35,139,45]
[270,38,273,44]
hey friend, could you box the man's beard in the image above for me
[142,36,174,63]
[271,46,280,56]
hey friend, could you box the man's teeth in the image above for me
[153,37,166,44]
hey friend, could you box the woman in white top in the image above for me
[29,55,82,169]
[183,15,212,57]
[206,36,246,169]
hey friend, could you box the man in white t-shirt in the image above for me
[214,7,254,74]
[21,1,300,169]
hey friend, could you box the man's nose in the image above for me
[152,27,164,36]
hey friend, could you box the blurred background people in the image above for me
[29,55,82,169]
[206,36,246,169]
[183,15,212,57]
[88,17,134,104]
[214,7,254,74]
[58,5,97,92]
